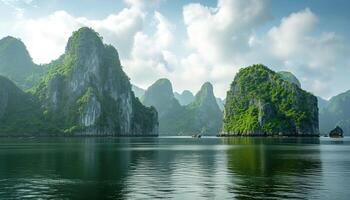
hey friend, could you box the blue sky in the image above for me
[0,0,349,99]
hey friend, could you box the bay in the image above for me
[0,136,349,199]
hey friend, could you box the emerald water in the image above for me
[0,137,349,199]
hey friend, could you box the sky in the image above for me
[0,0,349,99]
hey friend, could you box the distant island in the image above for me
[142,79,222,136]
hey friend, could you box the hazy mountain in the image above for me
[143,79,222,135]
[174,90,194,105]
[317,96,329,110]
[216,97,225,111]
[0,36,46,89]
[223,64,319,136]
[31,27,158,136]
[278,71,301,88]
[132,84,145,99]
[320,90,350,135]
[142,78,184,134]
[186,82,223,134]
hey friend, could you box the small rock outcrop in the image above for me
[320,90,350,136]
[223,64,319,136]
[329,126,344,138]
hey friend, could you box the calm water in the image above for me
[0,137,349,200]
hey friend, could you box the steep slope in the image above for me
[223,64,319,136]
[174,90,194,105]
[0,36,46,89]
[32,27,158,136]
[0,76,49,135]
[185,82,223,134]
[320,90,350,135]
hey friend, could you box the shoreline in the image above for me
[217,134,320,137]
[0,134,159,138]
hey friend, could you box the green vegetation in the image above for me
[0,76,58,135]
[0,27,158,136]
[223,64,318,136]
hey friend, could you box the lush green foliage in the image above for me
[0,76,58,135]
[224,64,318,135]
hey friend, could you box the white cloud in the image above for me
[9,6,144,63]
[1,0,349,99]
[265,8,348,97]
[123,11,174,88]
[268,8,317,58]
[183,0,269,65]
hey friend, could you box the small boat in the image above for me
[192,134,202,138]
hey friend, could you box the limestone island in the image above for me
[220,64,319,137]
[0,27,158,136]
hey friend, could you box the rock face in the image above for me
[0,76,47,135]
[0,36,45,89]
[320,90,350,135]
[174,90,194,105]
[329,126,344,138]
[143,79,222,135]
[223,64,319,136]
[32,27,158,136]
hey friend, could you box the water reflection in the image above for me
[2,137,350,199]
[224,137,323,199]
[0,138,131,199]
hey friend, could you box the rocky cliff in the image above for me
[32,27,158,136]
[223,64,319,136]
[0,36,46,89]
